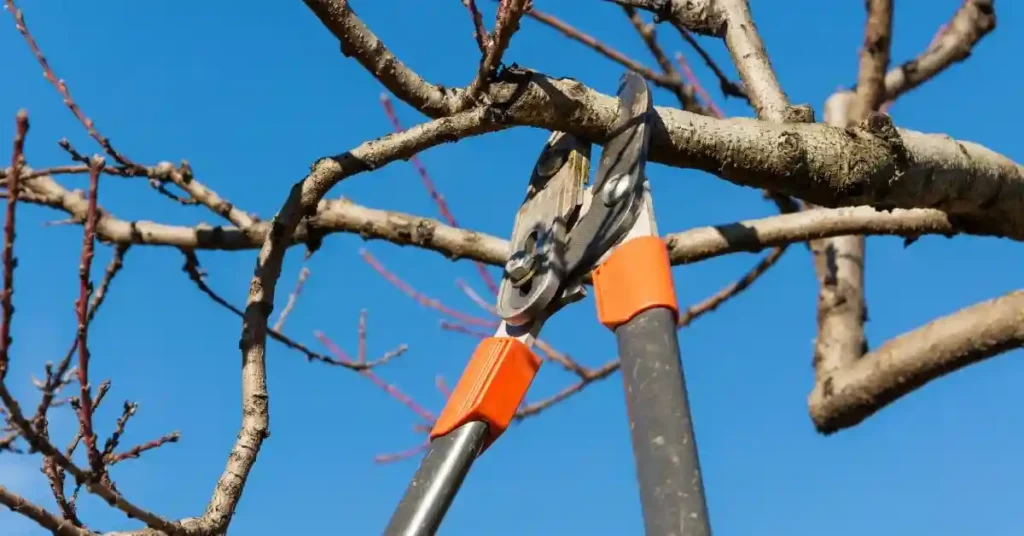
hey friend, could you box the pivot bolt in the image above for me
[505,251,538,286]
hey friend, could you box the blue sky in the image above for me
[1,1,1022,534]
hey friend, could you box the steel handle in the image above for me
[383,421,489,536]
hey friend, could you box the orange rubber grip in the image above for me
[430,337,542,452]
[592,235,679,329]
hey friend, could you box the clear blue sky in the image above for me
[2,1,1022,534]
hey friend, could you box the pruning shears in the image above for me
[384,71,712,536]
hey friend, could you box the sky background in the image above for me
[1,0,1022,534]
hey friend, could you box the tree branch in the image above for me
[195,105,501,534]
[0,485,92,536]
[5,167,1016,266]
[809,290,1024,433]
[809,93,869,383]
[621,6,702,111]
[461,0,529,108]
[851,0,893,119]
[883,0,995,103]
[0,111,27,382]
[302,0,458,116]
[810,0,998,410]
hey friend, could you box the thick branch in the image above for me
[8,167,511,258]
[811,0,997,402]
[664,206,967,263]
[714,0,790,120]
[7,166,1004,263]
[810,93,868,382]
[613,0,789,119]
[302,0,457,116]
[809,291,1024,433]
[300,0,1022,231]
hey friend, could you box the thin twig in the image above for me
[379,94,501,295]
[273,265,310,332]
[86,243,129,324]
[0,111,28,381]
[622,6,700,111]
[373,440,430,464]
[675,52,724,118]
[461,0,529,108]
[461,0,489,52]
[100,401,138,461]
[73,156,104,475]
[5,0,137,169]
[515,360,620,419]
[107,432,181,465]
[181,250,400,370]
[675,26,749,101]
[314,332,432,422]
[678,246,787,326]
[0,380,178,531]
[360,248,497,327]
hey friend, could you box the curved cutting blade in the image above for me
[562,71,654,282]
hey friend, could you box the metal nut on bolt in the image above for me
[602,172,632,206]
[505,252,538,286]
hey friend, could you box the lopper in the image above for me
[384,71,712,536]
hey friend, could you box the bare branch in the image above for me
[675,28,748,102]
[677,245,786,327]
[107,432,181,466]
[461,0,530,108]
[6,166,1015,268]
[621,6,703,111]
[72,156,104,476]
[526,7,703,112]
[302,0,457,116]
[515,360,620,419]
[5,0,135,169]
[379,94,501,294]
[712,0,791,120]
[314,332,430,422]
[0,111,28,382]
[461,0,489,53]
[207,105,508,532]
[86,243,129,324]
[850,0,894,120]
[273,265,309,332]
[0,383,178,531]
[809,290,1024,433]
[883,0,995,102]
[674,52,724,118]
[0,485,92,536]
[810,0,998,407]
[181,250,400,370]
[360,249,496,327]
[809,93,869,387]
